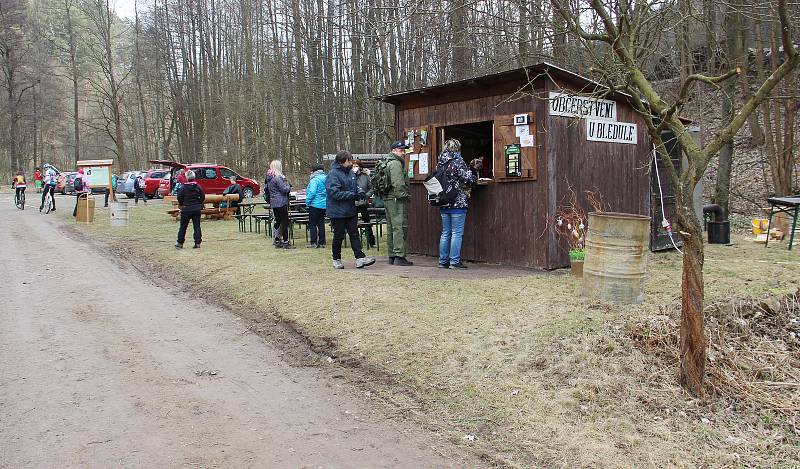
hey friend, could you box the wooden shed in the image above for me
[375,63,679,269]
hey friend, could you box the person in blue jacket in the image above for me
[305,163,327,248]
[325,151,376,269]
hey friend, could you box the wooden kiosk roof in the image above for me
[375,62,627,106]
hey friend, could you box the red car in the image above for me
[151,161,260,199]
[142,169,169,198]
[56,172,77,194]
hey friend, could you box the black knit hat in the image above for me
[311,163,324,172]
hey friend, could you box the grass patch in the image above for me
[62,201,800,467]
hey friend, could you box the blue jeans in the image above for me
[439,208,467,265]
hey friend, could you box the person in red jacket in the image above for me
[33,168,43,193]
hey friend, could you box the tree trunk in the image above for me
[676,209,706,396]
[66,2,80,164]
[714,3,744,216]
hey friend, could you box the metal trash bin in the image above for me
[583,212,650,304]
[707,220,730,244]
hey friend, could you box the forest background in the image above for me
[0,0,797,215]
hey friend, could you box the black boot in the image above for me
[394,257,414,266]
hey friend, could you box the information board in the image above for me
[84,166,110,186]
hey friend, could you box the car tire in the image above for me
[242,187,254,199]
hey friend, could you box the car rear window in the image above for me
[150,171,166,178]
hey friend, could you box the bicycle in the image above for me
[42,190,53,214]
[14,189,25,210]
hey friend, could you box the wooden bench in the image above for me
[167,193,240,222]
[167,207,237,221]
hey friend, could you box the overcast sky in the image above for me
[112,0,138,20]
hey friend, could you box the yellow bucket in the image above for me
[752,218,769,234]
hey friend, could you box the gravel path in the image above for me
[0,194,476,468]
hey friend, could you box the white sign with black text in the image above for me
[586,119,638,145]
[549,92,617,121]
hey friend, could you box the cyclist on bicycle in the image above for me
[40,163,58,212]
[12,171,26,203]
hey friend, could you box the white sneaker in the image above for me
[332,259,344,269]
[356,256,376,268]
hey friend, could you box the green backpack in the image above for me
[370,157,393,196]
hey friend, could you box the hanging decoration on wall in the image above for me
[419,129,428,146]
[504,144,522,177]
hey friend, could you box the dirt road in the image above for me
[0,195,475,468]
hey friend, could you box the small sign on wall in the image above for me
[504,144,522,176]
[586,119,638,144]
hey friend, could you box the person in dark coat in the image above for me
[265,160,294,249]
[175,170,205,249]
[325,151,376,269]
[352,160,376,248]
[222,176,244,214]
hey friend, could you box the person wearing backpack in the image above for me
[71,168,91,217]
[382,141,413,266]
[134,172,147,205]
[435,139,476,270]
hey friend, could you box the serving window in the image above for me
[437,121,494,179]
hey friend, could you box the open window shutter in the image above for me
[493,113,537,181]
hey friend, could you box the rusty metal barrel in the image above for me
[582,212,650,304]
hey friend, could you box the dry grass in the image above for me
[62,201,800,467]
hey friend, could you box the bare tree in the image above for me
[554,0,800,395]
[0,0,34,173]
[82,0,128,169]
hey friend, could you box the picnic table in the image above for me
[236,201,385,250]
[234,201,270,232]
[166,193,239,221]
[765,196,800,250]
